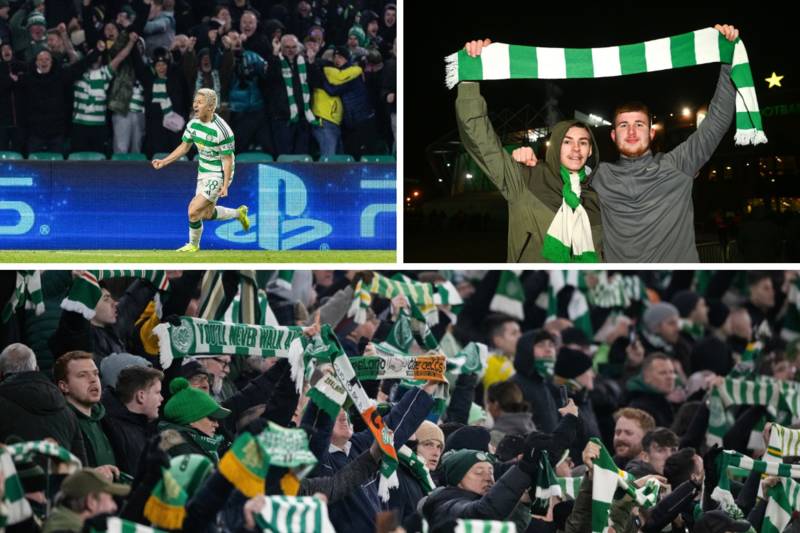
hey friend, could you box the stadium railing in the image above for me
[68,151,107,161]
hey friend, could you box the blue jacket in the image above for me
[229,50,268,113]
[323,61,375,127]
[303,386,434,533]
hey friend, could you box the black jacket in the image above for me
[422,465,533,533]
[511,331,559,433]
[102,386,156,477]
[389,461,427,524]
[0,371,87,464]
[625,382,675,428]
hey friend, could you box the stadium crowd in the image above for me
[0,0,397,159]
[1,269,800,533]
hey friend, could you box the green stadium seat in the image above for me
[153,152,190,161]
[0,151,23,160]
[68,151,106,161]
[320,154,355,163]
[111,153,148,161]
[28,151,64,160]
[236,152,274,163]
[359,154,395,163]
[276,154,313,163]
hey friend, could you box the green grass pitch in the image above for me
[0,250,396,263]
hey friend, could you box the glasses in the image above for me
[211,357,230,370]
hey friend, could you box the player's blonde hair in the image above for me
[195,88,218,112]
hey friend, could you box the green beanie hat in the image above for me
[348,25,367,47]
[164,377,231,425]
[26,12,46,29]
[440,449,495,487]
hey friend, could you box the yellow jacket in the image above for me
[312,65,363,126]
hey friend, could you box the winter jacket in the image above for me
[49,278,158,361]
[456,81,603,262]
[389,461,428,524]
[21,271,72,377]
[42,505,83,533]
[323,62,375,127]
[625,374,675,428]
[0,371,87,464]
[303,386,434,533]
[142,11,176,57]
[264,53,310,121]
[490,411,536,446]
[228,49,268,113]
[592,65,735,262]
[422,464,533,533]
[102,387,155,476]
[511,331,559,433]
[69,402,116,467]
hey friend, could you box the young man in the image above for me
[152,88,249,252]
[510,24,741,262]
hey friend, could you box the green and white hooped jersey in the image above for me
[182,114,235,176]
[72,65,114,125]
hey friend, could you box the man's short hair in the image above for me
[663,447,696,488]
[613,101,651,126]
[484,313,518,342]
[53,351,94,383]
[0,343,37,374]
[641,352,672,374]
[115,366,164,404]
[642,427,679,451]
[614,407,656,433]
[747,271,772,288]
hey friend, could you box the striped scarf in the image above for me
[542,166,598,263]
[1,270,44,324]
[144,454,214,530]
[281,55,317,124]
[763,477,800,533]
[586,272,647,309]
[532,451,562,514]
[765,423,800,463]
[105,517,167,533]
[256,496,335,533]
[198,270,260,323]
[61,270,170,320]
[712,450,800,512]
[219,423,317,498]
[0,451,33,528]
[348,272,438,326]
[153,316,308,384]
[455,520,517,533]
[558,476,584,500]
[445,28,767,145]
[397,445,435,494]
[7,440,82,472]
[489,271,525,320]
[152,78,172,113]
[590,438,660,533]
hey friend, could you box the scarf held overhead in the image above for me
[445,28,766,145]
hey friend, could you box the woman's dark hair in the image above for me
[486,380,530,413]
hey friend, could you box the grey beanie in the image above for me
[100,352,151,389]
[643,303,680,333]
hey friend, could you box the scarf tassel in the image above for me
[143,495,186,530]
[218,450,266,498]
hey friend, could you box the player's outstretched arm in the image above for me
[152,141,192,169]
[219,153,234,197]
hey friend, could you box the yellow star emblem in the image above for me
[765,72,784,88]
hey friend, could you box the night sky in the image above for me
[404,5,796,185]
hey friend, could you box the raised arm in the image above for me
[152,141,192,169]
[109,32,138,72]
[455,39,528,201]
[665,25,739,177]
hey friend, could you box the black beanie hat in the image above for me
[671,290,700,318]
[554,347,593,379]
[445,425,491,453]
[561,327,590,348]
[707,298,730,329]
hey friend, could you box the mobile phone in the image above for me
[559,385,569,407]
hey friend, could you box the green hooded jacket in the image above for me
[70,402,116,467]
[456,81,603,262]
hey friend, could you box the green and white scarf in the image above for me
[547,271,593,338]
[198,270,262,323]
[763,477,800,533]
[542,166,598,263]
[61,270,170,320]
[590,438,660,533]
[282,55,317,124]
[712,450,800,512]
[454,520,517,533]
[557,476,584,500]
[489,271,525,320]
[106,517,167,533]
[219,423,317,498]
[144,454,214,530]
[781,276,800,343]
[397,445,435,494]
[348,272,438,326]
[587,272,647,309]
[7,440,82,472]
[445,27,767,145]
[153,316,308,387]
[532,451,562,515]
[0,451,32,528]
[447,341,489,377]
[765,423,800,464]
[256,495,335,533]
[1,270,44,324]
